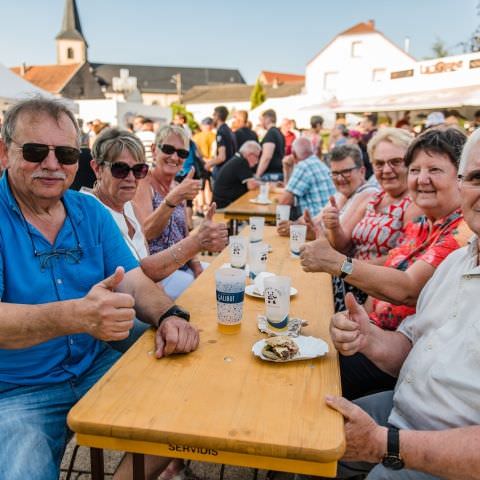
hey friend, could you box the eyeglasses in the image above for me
[458,170,480,189]
[103,161,149,179]
[158,143,189,159]
[330,166,360,179]
[372,158,405,171]
[19,202,83,271]
[13,141,80,165]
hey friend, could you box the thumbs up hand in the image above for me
[195,202,228,253]
[166,167,202,204]
[322,195,341,231]
[329,293,371,356]
[80,267,135,341]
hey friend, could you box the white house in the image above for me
[305,20,415,102]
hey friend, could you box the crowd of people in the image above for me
[1,95,480,480]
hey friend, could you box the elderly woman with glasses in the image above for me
[133,126,208,285]
[300,127,471,400]
[87,128,228,303]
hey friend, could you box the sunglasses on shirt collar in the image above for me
[158,143,189,159]
[14,141,81,165]
[103,161,149,179]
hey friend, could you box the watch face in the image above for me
[382,455,405,470]
[341,259,354,275]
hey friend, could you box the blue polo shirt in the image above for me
[0,173,139,385]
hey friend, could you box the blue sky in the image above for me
[0,0,478,83]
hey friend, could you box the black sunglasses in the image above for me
[103,161,149,179]
[159,143,189,159]
[15,142,80,165]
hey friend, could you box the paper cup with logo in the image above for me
[264,276,291,331]
[276,205,291,226]
[290,224,307,258]
[249,216,265,243]
[248,242,268,279]
[229,235,248,269]
[215,268,246,333]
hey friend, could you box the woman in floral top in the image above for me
[300,127,470,399]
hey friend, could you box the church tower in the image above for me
[55,0,88,65]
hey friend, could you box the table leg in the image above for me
[90,447,104,480]
[132,452,146,480]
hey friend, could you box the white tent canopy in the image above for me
[0,63,54,104]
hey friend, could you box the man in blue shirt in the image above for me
[280,136,336,218]
[0,98,199,480]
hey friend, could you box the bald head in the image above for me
[292,137,313,160]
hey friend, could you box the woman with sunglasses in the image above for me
[133,125,205,279]
[87,128,227,303]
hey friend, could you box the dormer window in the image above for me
[351,41,363,58]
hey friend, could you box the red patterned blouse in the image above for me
[370,208,471,330]
[351,191,412,261]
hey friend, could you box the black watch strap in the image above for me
[382,426,404,470]
[158,305,190,326]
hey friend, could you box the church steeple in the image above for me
[56,0,88,65]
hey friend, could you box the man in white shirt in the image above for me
[315,127,480,479]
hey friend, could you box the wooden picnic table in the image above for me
[68,226,345,479]
[222,190,281,229]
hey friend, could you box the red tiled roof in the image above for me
[338,20,376,36]
[259,71,305,85]
[10,64,81,93]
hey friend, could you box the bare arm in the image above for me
[279,189,294,206]
[300,232,436,306]
[140,203,228,282]
[208,145,226,168]
[327,395,480,480]
[282,154,295,183]
[256,142,275,177]
[323,192,371,253]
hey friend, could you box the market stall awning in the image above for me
[329,85,480,113]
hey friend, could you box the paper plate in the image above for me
[245,284,298,298]
[249,198,273,205]
[252,336,329,362]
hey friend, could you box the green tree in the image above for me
[431,37,450,58]
[250,79,266,110]
[170,103,198,132]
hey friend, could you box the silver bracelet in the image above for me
[169,246,184,266]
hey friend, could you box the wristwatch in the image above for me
[157,305,190,326]
[339,256,354,279]
[382,426,404,470]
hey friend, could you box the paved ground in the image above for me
[60,438,296,479]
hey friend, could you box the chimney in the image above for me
[404,36,410,53]
[20,62,26,76]
[367,19,375,28]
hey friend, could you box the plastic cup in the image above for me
[290,224,307,258]
[215,268,246,334]
[264,276,291,331]
[229,236,248,269]
[249,216,265,243]
[248,242,268,279]
[259,183,270,202]
[276,205,291,226]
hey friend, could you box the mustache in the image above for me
[31,170,67,180]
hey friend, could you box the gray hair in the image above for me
[367,127,413,161]
[459,127,480,175]
[155,125,189,149]
[292,137,314,159]
[330,144,363,167]
[91,128,145,165]
[1,96,80,147]
[239,140,261,156]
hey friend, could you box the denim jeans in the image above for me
[0,344,120,480]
